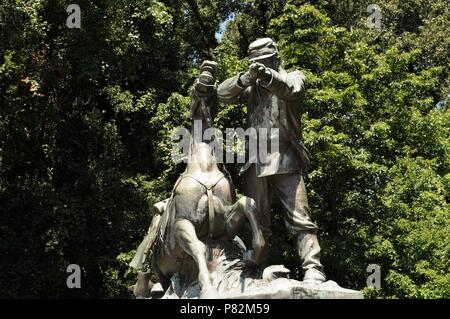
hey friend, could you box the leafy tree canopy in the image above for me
[0,0,448,298]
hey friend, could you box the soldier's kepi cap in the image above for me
[248,38,279,61]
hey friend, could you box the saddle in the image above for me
[130,168,223,270]
[159,172,226,248]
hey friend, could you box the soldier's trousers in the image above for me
[243,164,324,273]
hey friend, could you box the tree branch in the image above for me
[184,0,217,59]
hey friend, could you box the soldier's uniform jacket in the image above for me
[218,68,307,177]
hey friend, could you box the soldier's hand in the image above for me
[249,62,272,83]
[200,60,218,77]
[195,60,217,94]
[239,71,256,87]
[239,62,271,87]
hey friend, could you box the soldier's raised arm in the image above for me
[260,68,307,102]
[217,73,251,105]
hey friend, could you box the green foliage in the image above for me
[0,0,234,298]
[1,0,449,298]
[264,1,450,298]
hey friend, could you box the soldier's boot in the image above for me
[297,231,326,283]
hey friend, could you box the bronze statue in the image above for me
[129,61,266,299]
[217,38,326,283]
[127,41,366,300]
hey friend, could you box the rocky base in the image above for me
[161,277,363,299]
[153,239,363,299]
[220,278,364,299]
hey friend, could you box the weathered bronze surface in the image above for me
[217,38,326,282]
[130,61,266,298]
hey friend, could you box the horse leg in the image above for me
[225,196,266,265]
[173,218,218,298]
[151,252,172,293]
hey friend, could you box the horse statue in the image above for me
[129,61,266,299]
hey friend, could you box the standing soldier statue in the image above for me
[218,38,326,283]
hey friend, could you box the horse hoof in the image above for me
[200,287,219,299]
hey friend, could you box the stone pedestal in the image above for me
[157,240,363,299]
[161,274,363,299]
[219,278,363,299]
